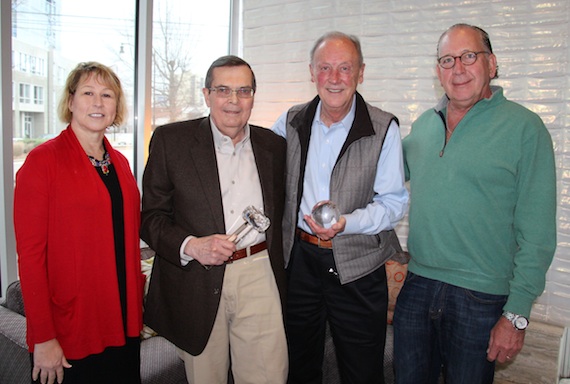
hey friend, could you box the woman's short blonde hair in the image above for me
[57,61,127,126]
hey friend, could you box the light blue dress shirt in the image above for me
[272,95,408,236]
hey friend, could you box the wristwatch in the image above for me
[502,311,529,330]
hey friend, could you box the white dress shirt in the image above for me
[180,119,265,263]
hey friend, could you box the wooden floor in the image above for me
[494,321,564,384]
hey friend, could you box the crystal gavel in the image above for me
[227,205,270,244]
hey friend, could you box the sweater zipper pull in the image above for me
[436,110,447,158]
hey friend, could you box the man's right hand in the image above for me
[33,338,71,384]
[184,234,236,267]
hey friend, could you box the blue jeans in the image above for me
[393,272,507,384]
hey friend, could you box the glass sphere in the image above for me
[311,200,340,228]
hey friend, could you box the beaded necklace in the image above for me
[88,151,111,176]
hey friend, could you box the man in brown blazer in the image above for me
[141,55,287,384]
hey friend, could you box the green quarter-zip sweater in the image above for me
[403,86,556,317]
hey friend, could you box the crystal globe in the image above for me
[311,200,340,228]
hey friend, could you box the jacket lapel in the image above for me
[188,118,226,233]
[251,128,274,220]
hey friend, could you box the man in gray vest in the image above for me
[272,31,409,384]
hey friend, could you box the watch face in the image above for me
[514,316,528,330]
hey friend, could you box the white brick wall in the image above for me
[241,0,570,327]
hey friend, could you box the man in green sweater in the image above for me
[394,23,556,384]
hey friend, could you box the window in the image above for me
[23,113,33,139]
[33,86,43,105]
[29,56,36,74]
[151,0,231,128]
[11,0,138,166]
[45,0,56,15]
[11,0,232,166]
[37,58,45,76]
[3,0,234,295]
[18,52,27,72]
[19,83,30,103]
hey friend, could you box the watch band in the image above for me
[502,311,529,330]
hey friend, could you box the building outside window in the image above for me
[23,113,33,139]
[3,0,234,294]
[33,86,43,105]
[18,83,30,103]
[11,0,231,173]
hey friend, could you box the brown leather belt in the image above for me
[296,229,333,249]
[227,241,267,263]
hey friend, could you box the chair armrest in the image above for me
[0,305,29,384]
[0,305,27,349]
[140,335,186,384]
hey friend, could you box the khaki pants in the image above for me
[178,250,287,384]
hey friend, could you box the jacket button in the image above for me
[213,288,220,295]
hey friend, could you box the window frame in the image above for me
[0,0,239,298]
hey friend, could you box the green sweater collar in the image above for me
[435,85,504,114]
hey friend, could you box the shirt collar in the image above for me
[314,94,357,132]
[209,117,251,152]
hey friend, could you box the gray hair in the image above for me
[437,23,499,79]
[310,31,364,67]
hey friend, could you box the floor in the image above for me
[494,321,565,384]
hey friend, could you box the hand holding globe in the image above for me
[311,200,341,229]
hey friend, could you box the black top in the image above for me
[94,162,127,331]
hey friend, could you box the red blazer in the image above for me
[14,126,144,359]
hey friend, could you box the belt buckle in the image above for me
[227,245,251,264]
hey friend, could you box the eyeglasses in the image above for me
[437,51,490,69]
[209,86,255,99]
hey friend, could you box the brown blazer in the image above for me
[141,117,287,356]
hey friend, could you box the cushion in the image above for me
[386,260,407,324]
[140,336,186,383]
[1,281,25,317]
[141,247,156,261]
[140,247,158,339]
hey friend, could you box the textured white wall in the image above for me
[242,0,570,327]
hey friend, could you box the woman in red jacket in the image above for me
[14,62,143,384]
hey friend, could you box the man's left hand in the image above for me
[486,316,525,363]
[304,214,346,240]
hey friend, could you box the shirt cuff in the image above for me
[180,236,195,266]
